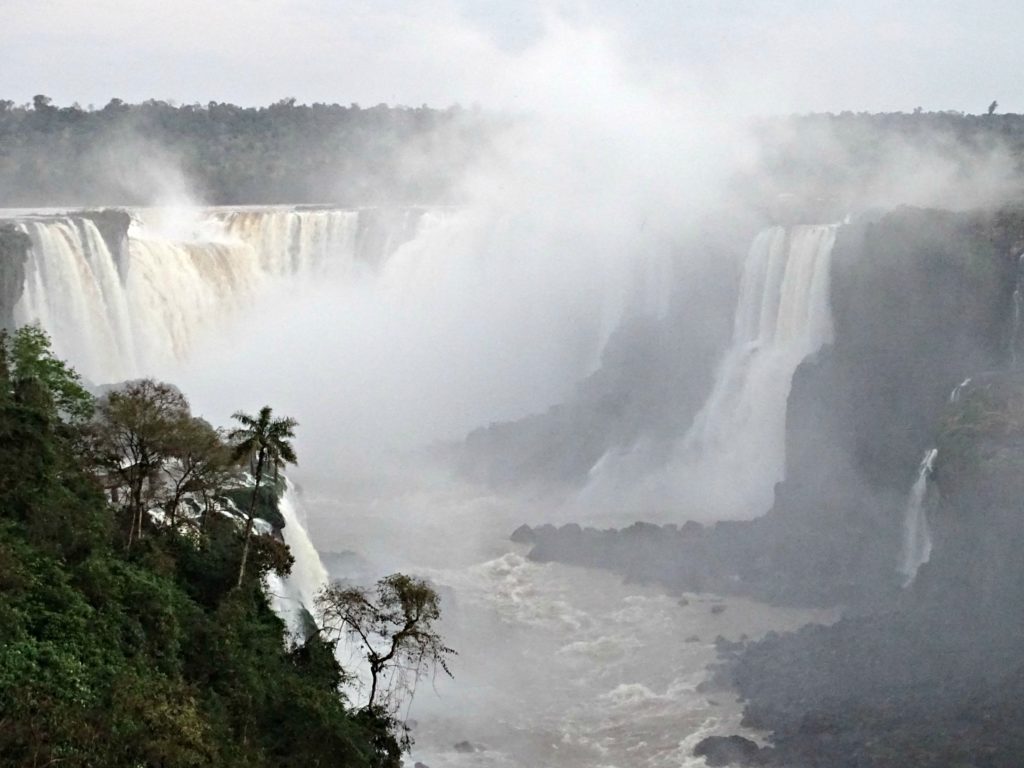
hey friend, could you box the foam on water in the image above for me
[320,539,838,768]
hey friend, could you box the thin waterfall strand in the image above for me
[900,448,938,586]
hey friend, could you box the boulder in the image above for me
[510,524,535,543]
[693,735,761,766]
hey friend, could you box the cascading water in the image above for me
[265,481,330,635]
[593,224,837,519]
[6,207,434,383]
[899,448,938,586]
[950,377,972,403]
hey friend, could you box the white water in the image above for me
[11,207,839,764]
[308,485,835,768]
[900,448,938,586]
[265,482,330,635]
[8,208,434,383]
[584,224,837,520]
[950,377,972,403]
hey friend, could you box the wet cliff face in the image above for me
[0,225,31,330]
[763,207,1024,601]
[927,373,1024,634]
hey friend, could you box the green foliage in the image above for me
[228,406,298,587]
[4,323,94,420]
[0,98,499,207]
[221,479,286,530]
[0,337,406,767]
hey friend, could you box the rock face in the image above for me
[714,371,1024,768]
[0,225,31,330]
[759,207,1024,603]
[693,735,761,766]
[521,207,1024,608]
[451,220,749,493]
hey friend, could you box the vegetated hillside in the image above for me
[0,97,501,206]
[0,328,404,768]
[3,99,1023,210]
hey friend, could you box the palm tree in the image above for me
[228,406,298,588]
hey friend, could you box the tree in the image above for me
[162,417,232,530]
[317,574,454,712]
[227,406,297,588]
[7,324,93,421]
[92,379,191,547]
[988,100,999,115]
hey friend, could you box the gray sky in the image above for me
[4,0,1022,113]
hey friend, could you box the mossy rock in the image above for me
[220,476,286,531]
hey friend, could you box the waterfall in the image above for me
[899,448,937,586]
[7,207,433,382]
[580,224,837,519]
[950,377,971,403]
[669,224,837,517]
[266,481,331,636]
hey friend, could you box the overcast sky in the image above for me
[4,0,1022,114]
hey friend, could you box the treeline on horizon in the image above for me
[0,95,503,207]
[4,95,1024,211]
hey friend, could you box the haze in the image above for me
[4,0,1023,114]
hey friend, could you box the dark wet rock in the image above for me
[711,604,727,614]
[684,635,701,643]
[693,735,760,766]
[414,763,431,768]
[453,741,478,753]
[678,598,690,607]
[714,636,745,654]
[0,225,30,329]
[510,524,535,543]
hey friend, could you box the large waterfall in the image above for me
[673,224,836,516]
[7,207,436,383]
[586,224,837,519]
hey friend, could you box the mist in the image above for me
[7,3,1024,767]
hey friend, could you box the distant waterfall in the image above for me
[266,481,330,636]
[8,207,434,382]
[949,377,971,403]
[900,448,937,586]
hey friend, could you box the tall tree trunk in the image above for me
[236,451,265,588]
[368,660,380,709]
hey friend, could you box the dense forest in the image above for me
[0,96,500,206]
[3,97,1024,211]
[0,325,408,767]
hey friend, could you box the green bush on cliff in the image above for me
[0,330,403,767]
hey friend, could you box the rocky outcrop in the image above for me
[450,217,752,493]
[707,371,1024,768]
[693,735,761,766]
[522,207,1024,607]
[80,208,131,270]
[0,225,30,329]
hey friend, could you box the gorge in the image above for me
[6,119,1024,767]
